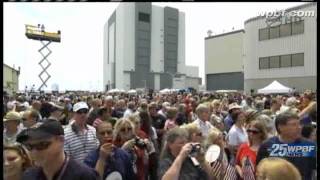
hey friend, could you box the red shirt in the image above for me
[235,143,257,168]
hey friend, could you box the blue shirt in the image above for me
[224,114,234,132]
[84,146,136,180]
[256,136,316,180]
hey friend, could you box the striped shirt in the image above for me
[64,124,99,162]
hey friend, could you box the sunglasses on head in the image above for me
[77,109,88,114]
[246,129,261,134]
[24,141,52,151]
[120,127,132,132]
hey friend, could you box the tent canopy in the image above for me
[257,80,293,94]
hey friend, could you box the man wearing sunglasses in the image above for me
[84,121,136,180]
[17,119,100,180]
[64,101,99,162]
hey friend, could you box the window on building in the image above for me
[269,26,280,39]
[269,56,280,68]
[259,28,269,41]
[139,12,150,23]
[291,53,304,66]
[292,20,304,35]
[259,57,269,69]
[280,23,292,37]
[280,54,291,67]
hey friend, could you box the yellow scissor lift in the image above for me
[25,24,61,91]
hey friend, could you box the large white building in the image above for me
[204,2,316,94]
[244,2,317,93]
[205,30,244,91]
[103,2,200,91]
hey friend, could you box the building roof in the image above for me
[244,2,316,25]
[205,29,244,40]
[3,63,20,72]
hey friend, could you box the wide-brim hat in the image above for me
[3,111,21,122]
[228,102,242,112]
[49,102,64,112]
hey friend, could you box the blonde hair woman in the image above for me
[180,123,203,143]
[4,143,34,180]
[256,157,301,180]
[204,128,231,180]
[235,120,268,179]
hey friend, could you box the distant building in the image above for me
[3,64,20,94]
[205,30,244,91]
[204,2,316,94]
[103,2,200,91]
[244,2,317,93]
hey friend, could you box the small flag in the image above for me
[242,156,255,180]
[210,160,222,178]
[223,163,238,180]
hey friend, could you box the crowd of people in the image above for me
[3,89,317,180]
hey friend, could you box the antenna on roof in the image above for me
[207,30,213,37]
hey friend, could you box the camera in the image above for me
[190,143,201,156]
[134,137,147,149]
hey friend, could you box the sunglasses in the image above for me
[5,156,18,162]
[99,130,113,136]
[22,118,28,121]
[77,109,88,114]
[24,141,52,151]
[247,129,261,134]
[120,127,132,132]
[195,132,202,137]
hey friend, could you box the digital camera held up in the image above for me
[190,143,201,156]
[134,137,147,149]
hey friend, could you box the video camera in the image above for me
[190,143,201,156]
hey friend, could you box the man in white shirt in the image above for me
[158,102,170,120]
[193,104,217,138]
[123,101,135,118]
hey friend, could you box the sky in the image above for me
[3,2,307,91]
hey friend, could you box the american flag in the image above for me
[242,156,255,180]
[223,163,238,180]
[210,160,222,178]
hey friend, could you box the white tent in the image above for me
[127,89,137,94]
[257,80,293,94]
[159,88,171,94]
[108,89,120,93]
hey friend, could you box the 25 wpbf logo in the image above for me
[269,143,316,157]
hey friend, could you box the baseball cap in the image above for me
[16,120,64,143]
[73,101,89,112]
[3,111,22,122]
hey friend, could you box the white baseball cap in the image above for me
[73,102,89,112]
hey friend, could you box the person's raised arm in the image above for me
[161,143,192,180]
[95,143,113,178]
